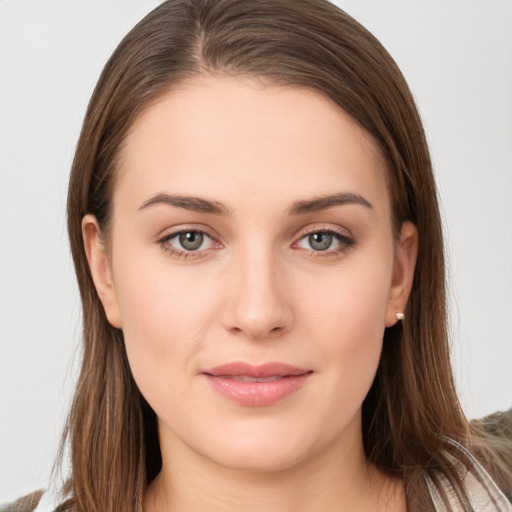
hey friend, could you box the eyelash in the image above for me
[157,227,355,260]
[294,228,356,257]
[157,228,219,260]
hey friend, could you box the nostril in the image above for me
[228,323,286,341]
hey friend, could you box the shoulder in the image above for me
[472,407,512,500]
[473,408,512,442]
[1,491,44,512]
[425,448,512,511]
[425,414,512,512]
[1,487,67,512]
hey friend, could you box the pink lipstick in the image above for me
[203,362,312,407]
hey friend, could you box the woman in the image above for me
[10,0,512,510]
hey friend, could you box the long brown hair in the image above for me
[62,1,511,510]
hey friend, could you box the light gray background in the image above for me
[1,0,511,502]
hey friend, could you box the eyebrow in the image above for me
[138,191,373,216]
[138,193,231,215]
[288,193,373,215]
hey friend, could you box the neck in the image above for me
[144,423,406,512]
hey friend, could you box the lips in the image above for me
[203,362,312,407]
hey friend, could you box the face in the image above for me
[84,76,417,474]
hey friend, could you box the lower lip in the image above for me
[204,373,312,407]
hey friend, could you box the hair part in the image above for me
[62,1,512,511]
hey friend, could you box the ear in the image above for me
[82,214,122,329]
[385,221,418,327]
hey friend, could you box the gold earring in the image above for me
[396,312,404,321]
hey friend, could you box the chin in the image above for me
[206,440,314,474]
[189,415,336,474]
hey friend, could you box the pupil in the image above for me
[179,231,203,250]
[309,232,332,251]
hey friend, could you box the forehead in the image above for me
[115,75,389,215]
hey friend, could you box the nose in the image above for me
[221,246,294,341]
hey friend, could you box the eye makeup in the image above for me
[155,223,356,262]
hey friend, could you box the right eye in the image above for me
[158,229,218,257]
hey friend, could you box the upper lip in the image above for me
[203,362,311,378]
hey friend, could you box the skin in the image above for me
[83,76,417,511]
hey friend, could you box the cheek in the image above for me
[302,255,392,338]
[300,254,392,394]
[110,248,218,391]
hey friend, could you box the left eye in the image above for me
[162,230,214,252]
[296,230,351,252]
